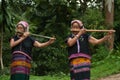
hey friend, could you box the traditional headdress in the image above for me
[17,21,29,32]
[71,20,84,29]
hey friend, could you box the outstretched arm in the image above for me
[88,32,112,45]
[88,36,108,45]
[33,37,55,48]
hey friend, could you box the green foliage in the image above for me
[0,74,69,80]
[92,43,120,68]
[0,0,14,31]
[1,0,120,77]
[91,44,120,80]
[0,67,10,75]
[81,8,105,38]
[31,46,68,75]
[92,45,109,63]
[91,56,120,80]
[82,8,104,28]
[0,75,10,80]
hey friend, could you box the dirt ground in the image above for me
[98,73,120,80]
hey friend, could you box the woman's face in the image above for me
[71,22,83,35]
[16,24,25,32]
[71,23,80,30]
[16,24,25,36]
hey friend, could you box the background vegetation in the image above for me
[0,0,120,80]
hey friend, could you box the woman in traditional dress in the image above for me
[65,20,112,80]
[10,21,55,80]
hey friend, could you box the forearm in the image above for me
[34,40,51,48]
[96,36,107,44]
[67,36,78,47]
[10,38,25,48]
[89,35,109,45]
[10,32,30,48]
[67,32,82,47]
[39,41,51,47]
[34,38,55,48]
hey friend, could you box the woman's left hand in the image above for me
[48,37,56,44]
[104,31,114,40]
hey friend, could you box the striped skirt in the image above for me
[10,51,31,80]
[70,57,91,80]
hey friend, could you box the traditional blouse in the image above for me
[65,33,91,60]
[11,35,35,57]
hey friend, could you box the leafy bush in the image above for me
[92,43,120,67]
[0,67,10,75]
[91,44,120,80]
[92,45,109,61]
[31,46,68,75]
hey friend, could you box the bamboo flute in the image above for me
[71,29,116,32]
[30,33,54,39]
[16,31,55,39]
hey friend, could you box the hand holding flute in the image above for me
[21,32,30,38]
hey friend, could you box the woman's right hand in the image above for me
[78,28,86,36]
[22,32,30,38]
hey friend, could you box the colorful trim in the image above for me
[69,53,91,60]
[11,60,31,68]
[11,66,30,75]
[13,51,32,60]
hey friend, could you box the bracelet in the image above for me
[75,35,79,38]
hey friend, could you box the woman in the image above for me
[65,20,112,80]
[10,21,55,80]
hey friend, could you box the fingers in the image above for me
[51,37,56,40]
[22,32,30,38]
[106,31,113,35]
[79,28,86,34]
[50,35,56,40]
[104,32,113,41]
[104,35,110,41]
[49,36,56,44]
[50,37,56,41]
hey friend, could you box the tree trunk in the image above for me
[105,0,114,50]
[0,26,4,69]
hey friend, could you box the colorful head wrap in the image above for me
[17,21,29,32]
[71,20,84,29]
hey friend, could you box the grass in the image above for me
[30,75,69,80]
[0,74,69,80]
[91,56,120,80]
